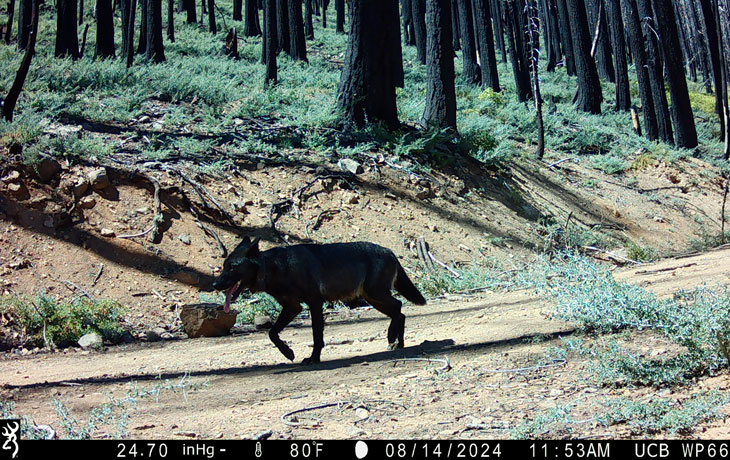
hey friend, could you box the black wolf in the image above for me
[212,237,427,364]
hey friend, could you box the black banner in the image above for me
[4,440,730,460]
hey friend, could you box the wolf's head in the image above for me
[212,236,261,312]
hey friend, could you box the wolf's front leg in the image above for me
[269,301,302,361]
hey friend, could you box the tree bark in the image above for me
[412,0,427,64]
[208,0,216,34]
[621,0,658,140]
[184,0,196,23]
[168,0,175,41]
[336,0,403,129]
[244,0,261,35]
[421,0,456,130]
[555,0,575,75]
[651,0,697,148]
[264,0,278,86]
[335,0,344,33]
[146,0,166,62]
[16,0,31,49]
[233,0,242,20]
[472,0,499,91]
[504,0,530,101]
[4,0,15,44]
[55,0,80,58]
[565,0,602,113]
[605,0,629,110]
[455,0,480,85]
[277,0,290,53]
[96,0,115,57]
[288,0,307,60]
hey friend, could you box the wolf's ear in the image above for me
[246,237,261,257]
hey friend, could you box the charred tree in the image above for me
[586,0,614,82]
[606,0,629,110]
[168,0,175,41]
[96,0,115,57]
[138,0,148,54]
[527,0,544,158]
[651,0,697,148]
[699,0,725,135]
[233,0,242,20]
[455,0,480,85]
[16,0,32,49]
[184,0,196,23]
[402,0,415,45]
[451,0,460,51]
[504,0,530,101]
[636,0,672,143]
[421,0,456,130]
[55,0,80,58]
[491,0,505,63]
[3,0,37,121]
[472,0,499,91]
[244,0,261,35]
[565,0,602,113]
[555,0,575,75]
[288,0,307,61]
[277,0,290,54]
[336,0,403,129]
[621,0,658,140]
[412,0,427,64]
[304,0,313,38]
[4,0,15,44]
[321,0,328,28]
[264,0,278,86]
[126,0,137,66]
[208,0,216,34]
[146,0,166,62]
[335,0,344,33]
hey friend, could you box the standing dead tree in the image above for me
[2,0,38,122]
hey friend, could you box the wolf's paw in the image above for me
[302,356,320,365]
[387,340,400,351]
[276,344,295,361]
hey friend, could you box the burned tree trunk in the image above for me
[146,0,166,62]
[412,0,427,65]
[264,0,278,86]
[504,0,530,101]
[335,0,344,33]
[606,0,629,110]
[168,0,175,41]
[621,0,658,140]
[244,0,261,35]
[96,0,115,57]
[55,0,80,58]
[472,0,499,91]
[651,0,697,148]
[208,0,217,34]
[455,0,480,85]
[233,0,242,20]
[336,0,403,129]
[16,0,32,49]
[699,0,725,136]
[288,0,307,61]
[126,0,137,66]
[277,0,290,54]
[184,0,196,23]
[3,0,37,121]
[555,0,575,75]
[304,0,313,38]
[421,0,456,130]
[565,0,602,113]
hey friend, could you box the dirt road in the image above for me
[2,248,730,439]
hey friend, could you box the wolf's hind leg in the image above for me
[269,301,302,361]
[303,300,324,365]
[363,293,404,350]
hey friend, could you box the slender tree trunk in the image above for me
[168,0,175,41]
[264,0,278,86]
[402,0,415,45]
[138,0,148,54]
[16,0,31,49]
[422,0,456,130]
[126,0,137,66]
[183,0,196,22]
[621,0,658,140]
[56,0,80,58]
[79,0,84,25]
[207,0,216,33]
[335,0,344,33]
[3,0,37,121]
[96,0,115,57]
[527,0,544,158]
[586,0,615,82]
[606,0,629,110]
[5,0,15,44]
[277,0,290,53]
[699,0,725,137]
[651,0,697,148]
[412,0,427,64]
[491,0,505,62]
[565,0,602,113]
[233,0,242,20]
[636,0,672,143]
[504,0,530,101]
[146,0,166,62]
[456,0,480,85]
[244,0,261,34]
[450,0,460,51]
[288,0,307,60]
[555,0,575,75]
[472,0,499,91]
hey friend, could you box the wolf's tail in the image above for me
[394,261,427,305]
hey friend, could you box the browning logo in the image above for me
[0,420,19,459]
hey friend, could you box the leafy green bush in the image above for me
[0,294,127,348]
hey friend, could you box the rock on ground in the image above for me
[180,303,238,338]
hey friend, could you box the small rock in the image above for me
[7,183,30,200]
[254,430,273,441]
[78,333,103,350]
[178,234,191,245]
[338,158,364,175]
[146,328,166,342]
[1,170,21,183]
[180,303,238,338]
[100,228,116,238]
[355,408,370,420]
[37,158,62,183]
[415,188,431,200]
[254,314,274,330]
[72,178,89,198]
[79,196,96,209]
[88,168,110,191]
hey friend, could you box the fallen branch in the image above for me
[635,263,697,276]
[480,359,567,375]
[281,399,408,427]
[581,246,641,265]
[92,263,104,286]
[381,357,451,373]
